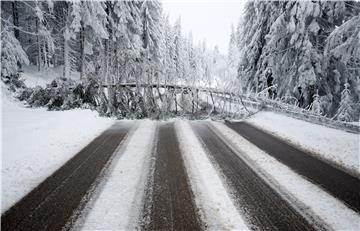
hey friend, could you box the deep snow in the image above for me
[1,85,114,212]
[246,111,360,176]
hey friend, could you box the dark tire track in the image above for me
[226,121,360,213]
[192,122,317,231]
[1,122,131,231]
[141,122,203,230]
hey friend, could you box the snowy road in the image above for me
[225,121,360,213]
[1,122,132,231]
[140,122,203,230]
[1,120,359,230]
[192,122,315,231]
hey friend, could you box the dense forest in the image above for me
[231,1,360,121]
[1,0,230,118]
[1,1,359,121]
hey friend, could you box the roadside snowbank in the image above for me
[1,86,114,213]
[80,120,156,230]
[212,122,360,230]
[246,111,359,176]
[175,120,249,230]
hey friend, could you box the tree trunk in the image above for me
[12,2,19,39]
[36,19,41,72]
[12,1,22,70]
[80,21,85,80]
[63,37,70,79]
[63,2,71,79]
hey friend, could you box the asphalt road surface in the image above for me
[226,121,360,213]
[192,121,317,231]
[1,122,131,231]
[140,122,203,230]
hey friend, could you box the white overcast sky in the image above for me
[162,0,246,54]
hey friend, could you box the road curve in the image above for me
[1,122,131,231]
[192,121,316,231]
[226,121,360,213]
[140,122,203,230]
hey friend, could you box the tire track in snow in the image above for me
[140,122,203,230]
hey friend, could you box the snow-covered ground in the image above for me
[79,121,155,230]
[246,111,360,176]
[20,65,80,88]
[1,85,114,212]
[176,120,249,230]
[212,122,360,230]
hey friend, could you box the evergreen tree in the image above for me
[1,24,29,78]
[335,82,355,122]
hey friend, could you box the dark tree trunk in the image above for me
[80,21,85,79]
[12,2,19,39]
[12,1,22,69]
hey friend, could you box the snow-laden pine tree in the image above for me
[111,1,142,83]
[227,24,240,89]
[172,17,186,84]
[335,82,355,122]
[324,14,360,116]
[186,32,198,86]
[163,15,176,85]
[140,0,163,84]
[69,1,108,80]
[311,91,322,116]
[228,24,239,70]
[1,25,29,78]
[236,0,360,120]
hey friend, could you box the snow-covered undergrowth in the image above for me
[80,120,155,230]
[20,65,80,88]
[1,85,114,212]
[212,122,360,230]
[246,111,359,176]
[175,120,249,230]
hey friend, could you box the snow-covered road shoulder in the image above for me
[246,111,359,176]
[1,86,115,213]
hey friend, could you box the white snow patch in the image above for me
[80,120,156,230]
[175,120,249,230]
[1,85,114,213]
[247,111,360,175]
[212,121,360,230]
[20,65,80,88]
